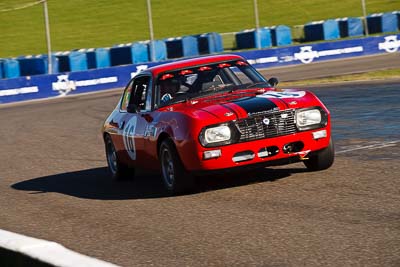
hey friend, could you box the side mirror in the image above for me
[127,103,139,113]
[268,77,279,87]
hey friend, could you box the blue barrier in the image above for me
[82,49,97,69]
[55,51,88,72]
[95,48,111,68]
[270,25,292,46]
[337,17,364,37]
[3,59,20,79]
[198,33,223,54]
[131,42,149,64]
[18,57,46,76]
[396,11,400,30]
[80,48,110,69]
[305,19,340,42]
[166,36,199,59]
[55,52,70,72]
[182,36,199,57]
[382,12,398,32]
[148,40,167,61]
[110,45,132,66]
[18,55,59,76]
[165,38,183,58]
[236,28,272,49]
[69,51,88,71]
[215,33,224,52]
[1,34,399,104]
[368,13,398,34]
[44,55,59,74]
[367,14,382,34]
[212,32,224,53]
[111,41,166,65]
[0,60,3,79]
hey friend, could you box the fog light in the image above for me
[232,151,255,162]
[312,130,327,140]
[203,149,221,160]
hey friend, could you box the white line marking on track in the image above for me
[336,140,400,154]
[0,229,120,267]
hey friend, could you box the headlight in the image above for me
[296,107,328,131]
[297,109,321,126]
[199,124,235,147]
[205,125,231,143]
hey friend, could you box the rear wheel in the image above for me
[304,138,335,171]
[159,139,195,195]
[105,135,135,180]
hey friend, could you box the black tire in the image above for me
[105,135,135,180]
[304,138,335,171]
[159,138,195,195]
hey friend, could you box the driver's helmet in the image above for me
[160,78,179,97]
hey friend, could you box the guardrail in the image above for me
[1,34,399,104]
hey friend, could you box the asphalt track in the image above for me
[1,53,399,266]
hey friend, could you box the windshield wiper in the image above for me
[189,87,237,100]
[246,81,270,88]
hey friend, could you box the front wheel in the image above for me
[159,139,195,195]
[304,138,335,171]
[105,135,135,180]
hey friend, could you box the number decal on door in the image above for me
[122,116,137,160]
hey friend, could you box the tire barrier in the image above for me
[367,12,398,34]
[235,28,272,49]
[1,34,399,104]
[336,17,364,38]
[270,25,292,46]
[166,36,199,59]
[304,19,340,42]
[197,32,224,55]
[2,9,399,79]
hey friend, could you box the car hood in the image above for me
[167,88,325,122]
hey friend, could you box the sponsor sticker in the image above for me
[52,75,118,96]
[294,45,363,64]
[0,86,39,97]
[378,35,400,53]
[130,65,149,78]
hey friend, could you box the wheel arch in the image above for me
[103,132,110,142]
[157,132,172,157]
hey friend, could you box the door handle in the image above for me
[109,120,119,128]
[119,120,126,130]
[110,120,125,130]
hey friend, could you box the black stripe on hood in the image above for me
[232,97,278,115]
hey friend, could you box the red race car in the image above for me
[102,54,334,194]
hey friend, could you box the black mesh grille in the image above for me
[235,109,297,142]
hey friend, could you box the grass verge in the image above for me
[0,0,399,57]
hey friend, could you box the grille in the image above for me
[235,109,297,142]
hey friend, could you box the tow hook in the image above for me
[296,150,311,160]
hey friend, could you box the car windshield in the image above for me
[156,60,269,106]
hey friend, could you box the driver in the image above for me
[159,78,179,104]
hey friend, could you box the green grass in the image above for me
[0,0,399,58]
[280,68,400,86]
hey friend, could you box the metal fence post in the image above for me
[42,0,53,74]
[146,0,155,62]
[361,0,369,36]
[253,0,261,49]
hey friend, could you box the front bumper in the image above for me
[179,127,330,171]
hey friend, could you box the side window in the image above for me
[228,66,251,84]
[129,76,151,111]
[120,80,134,111]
